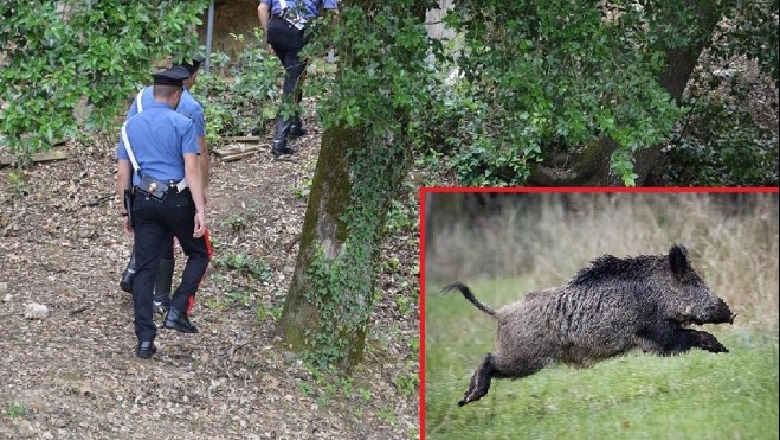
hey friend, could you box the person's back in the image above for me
[118,58,210,311]
[116,67,210,359]
[126,86,204,144]
[257,0,339,156]
[124,101,195,183]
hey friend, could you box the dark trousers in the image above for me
[131,190,212,343]
[267,17,307,100]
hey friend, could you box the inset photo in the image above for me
[422,189,779,440]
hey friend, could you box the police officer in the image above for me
[116,67,210,359]
[119,56,210,317]
[257,0,339,156]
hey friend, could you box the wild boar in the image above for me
[444,244,735,407]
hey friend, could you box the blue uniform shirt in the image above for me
[117,101,198,185]
[262,0,338,19]
[178,87,207,138]
[127,87,206,138]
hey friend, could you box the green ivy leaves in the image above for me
[0,0,207,158]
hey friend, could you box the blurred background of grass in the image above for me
[424,192,779,440]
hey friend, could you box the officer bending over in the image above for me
[257,0,339,157]
[116,67,211,359]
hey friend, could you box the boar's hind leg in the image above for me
[458,353,497,407]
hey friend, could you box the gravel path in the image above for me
[0,121,419,439]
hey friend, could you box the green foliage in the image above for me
[224,286,254,308]
[193,30,283,138]
[209,248,272,313]
[710,0,780,88]
[664,72,779,186]
[289,2,434,370]
[393,371,419,398]
[664,101,779,186]
[0,0,207,158]
[219,201,263,232]
[4,171,27,198]
[417,0,685,185]
[211,250,271,281]
[256,303,283,322]
[303,246,375,370]
[5,401,27,418]
[304,3,438,135]
[411,0,777,185]
[394,289,416,317]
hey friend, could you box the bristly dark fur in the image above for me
[569,254,663,286]
[452,244,734,408]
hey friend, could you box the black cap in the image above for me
[152,66,190,87]
[177,55,206,75]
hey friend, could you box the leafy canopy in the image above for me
[0,0,206,159]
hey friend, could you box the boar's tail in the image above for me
[443,282,496,316]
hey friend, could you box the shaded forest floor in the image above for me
[0,109,420,439]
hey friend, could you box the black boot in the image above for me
[136,340,157,359]
[120,249,137,293]
[153,259,174,316]
[271,117,296,157]
[163,308,199,333]
[289,115,306,138]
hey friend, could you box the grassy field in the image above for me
[424,193,779,440]
[425,278,779,440]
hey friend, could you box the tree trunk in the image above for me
[278,0,425,371]
[279,126,354,364]
[279,125,413,371]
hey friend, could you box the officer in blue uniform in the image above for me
[257,0,339,156]
[116,67,211,359]
[119,57,210,317]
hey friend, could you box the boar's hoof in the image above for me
[700,333,729,353]
[458,394,481,407]
[707,341,729,353]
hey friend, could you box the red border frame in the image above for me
[417,186,778,439]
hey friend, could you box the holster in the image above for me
[123,189,135,227]
[135,175,170,201]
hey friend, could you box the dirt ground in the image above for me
[0,116,420,439]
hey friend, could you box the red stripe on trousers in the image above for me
[187,229,213,315]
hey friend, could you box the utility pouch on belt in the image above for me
[135,175,170,201]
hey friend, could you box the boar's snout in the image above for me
[704,298,735,325]
[681,298,734,326]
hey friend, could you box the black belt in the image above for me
[157,179,187,193]
[133,186,187,194]
[271,14,306,31]
[133,179,187,196]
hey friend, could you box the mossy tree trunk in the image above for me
[279,125,412,371]
[279,126,354,363]
[277,0,427,371]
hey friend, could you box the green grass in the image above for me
[425,278,780,440]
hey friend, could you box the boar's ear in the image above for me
[669,244,689,280]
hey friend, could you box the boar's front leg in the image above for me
[638,325,729,355]
[685,329,729,353]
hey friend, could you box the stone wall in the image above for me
[198,0,261,58]
[198,0,455,59]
